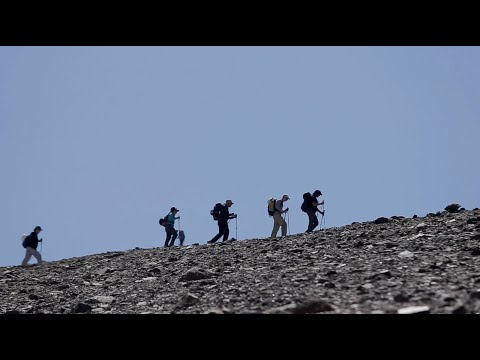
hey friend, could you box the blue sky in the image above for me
[1,46,479,266]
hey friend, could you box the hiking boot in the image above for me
[207,240,216,244]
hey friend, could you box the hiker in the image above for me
[208,199,237,244]
[21,226,43,267]
[164,207,180,247]
[271,194,290,238]
[302,190,324,233]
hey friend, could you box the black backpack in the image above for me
[301,192,311,212]
[210,203,222,220]
[159,214,169,226]
[21,234,29,248]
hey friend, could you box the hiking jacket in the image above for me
[218,204,234,221]
[23,231,40,250]
[274,200,287,214]
[167,212,179,226]
[305,194,320,212]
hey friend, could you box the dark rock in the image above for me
[445,204,461,213]
[179,268,212,282]
[470,290,480,300]
[471,249,480,256]
[393,293,410,302]
[150,267,162,275]
[369,270,392,279]
[471,233,480,241]
[452,305,467,314]
[177,293,200,308]
[72,303,92,313]
[374,217,389,224]
[293,299,333,314]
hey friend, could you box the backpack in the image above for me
[210,203,222,221]
[21,234,28,248]
[301,192,311,212]
[159,214,168,226]
[267,198,276,216]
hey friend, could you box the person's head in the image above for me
[34,226,43,234]
[225,199,234,207]
[170,207,179,214]
[282,194,290,202]
[313,190,322,197]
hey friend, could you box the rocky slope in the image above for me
[2,204,480,314]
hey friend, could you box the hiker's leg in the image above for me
[21,248,33,266]
[210,221,224,243]
[169,229,178,247]
[31,248,42,264]
[281,216,287,237]
[164,229,171,247]
[307,211,316,232]
[312,213,319,230]
[222,222,230,242]
[271,212,282,237]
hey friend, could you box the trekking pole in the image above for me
[178,217,181,246]
[321,202,326,230]
[235,216,238,240]
[287,211,290,235]
[283,212,290,236]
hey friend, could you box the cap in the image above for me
[34,226,43,231]
[170,207,179,212]
[313,190,322,196]
[225,199,234,205]
[282,194,290,200]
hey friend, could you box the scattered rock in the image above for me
[397,305,430,314]
[72,303,92,313]
[179,268,213,282]
[398,250,414,258]
[445,204,461,213]
[0,207,478,314]
[90,296,115,304]
[177,293,200,308]
[393,293,410,302]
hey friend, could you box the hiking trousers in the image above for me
[22,247,42,266]
[271,211,287,237]
[306,210,319,232]
[164,224,178,247]
[210,219,229,243]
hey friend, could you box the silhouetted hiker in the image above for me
[21,226,43,267]
[164,207,180,247]
[208,200,237,244]
[301,190,324,233]
[271,194,290,238]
